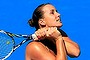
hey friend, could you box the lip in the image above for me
[56,19,59,21]
[56,19,62,22]
[60,19,62,22]
[56,18,60,21]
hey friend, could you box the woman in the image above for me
[26,3,80,60]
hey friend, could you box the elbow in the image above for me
[71,44,81,57]
[69,48,81,58]
[73,48,80,57]
[73,43,81,57]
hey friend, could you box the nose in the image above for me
[56,12,60,18]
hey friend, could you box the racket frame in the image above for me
[0,30,34,60]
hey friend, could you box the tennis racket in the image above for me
[0,30,37,60]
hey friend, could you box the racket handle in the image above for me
[32,34,38,40]
[31,28,58,41]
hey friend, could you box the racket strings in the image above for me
[0,36,14,59]
[0,30,33,59]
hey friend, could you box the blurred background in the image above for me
[0,0,90,60]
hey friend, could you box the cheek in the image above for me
[46,19,55,25]
[44,15,56,26]
[46,20,56,26]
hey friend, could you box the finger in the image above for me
[46,27,52,37]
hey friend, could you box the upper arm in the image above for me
[26,42,55,60]
[59,29,79,47]
[59,29,77,44]
[59,29,80,57]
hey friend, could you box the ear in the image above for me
[38,19,46,26]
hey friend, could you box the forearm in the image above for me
[56,36,67,60]
[63,37,80,57]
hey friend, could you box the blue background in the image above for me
[0,0,90,60]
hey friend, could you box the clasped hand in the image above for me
[34,27,62,41]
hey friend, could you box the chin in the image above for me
[56,24,63,28]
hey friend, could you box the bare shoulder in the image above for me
[26,42,44,55]
[26,41,55,60]
[26,41,46,51]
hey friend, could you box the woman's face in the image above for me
[42,4,62,28]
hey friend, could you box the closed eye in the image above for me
[50,9,58,15]
[50,9,54,14]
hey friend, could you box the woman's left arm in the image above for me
[63,37,80,57]
[59,29,80,57]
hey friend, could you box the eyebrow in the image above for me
[49,9,54,13]
[50,9,55,11]
[50,9,58,12]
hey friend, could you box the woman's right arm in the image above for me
[55,36,67,60]
[26,27,67,60]
[26,38,67,60]
[43,27,67,60]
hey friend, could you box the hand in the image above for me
[34,28,46,40]
[45,27,62,41]
[34,27,62,41]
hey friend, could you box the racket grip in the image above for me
[32,34,38,40]
[31,28,58,40]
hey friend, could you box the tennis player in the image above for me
[26,3,80,60]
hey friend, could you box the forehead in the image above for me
[42,4,56,12]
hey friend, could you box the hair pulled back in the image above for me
[28,3,51,30]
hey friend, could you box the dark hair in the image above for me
[28,3,51,30]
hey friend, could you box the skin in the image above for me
[26,4,80,60]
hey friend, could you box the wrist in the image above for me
[55,36,63,41]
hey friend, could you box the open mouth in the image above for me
[56,19,60,21]
[56,19,62,22]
